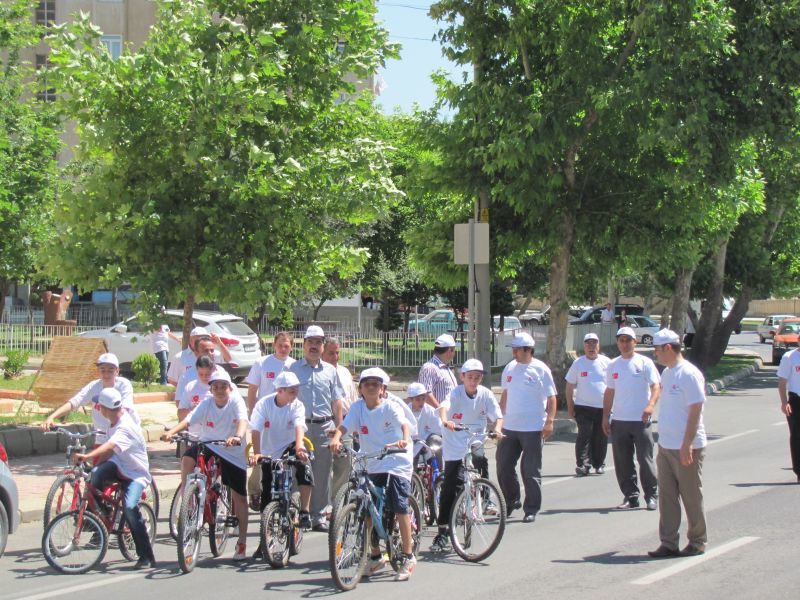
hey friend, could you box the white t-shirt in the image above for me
[501,359,557,432]
[151,324,170,353]
[658,360,707,450]
[411,403,443,456]
[777,349,800,394]
[386,392,418,437]
[186,394,249,469]
[178,365,244,405]
[245,354,296,398]
[168,347,224,384]
[441,385,502,461]
[107,412,151,486]
[69,378,140,443]
[249,394,307,458]
[606,353,660,421]
[343,399,413,480]
[334,364,357,414]
[565,355,610,408]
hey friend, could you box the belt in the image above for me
[306,416,333,424]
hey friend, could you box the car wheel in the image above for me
[642,335,653,345]
[0,499,8,558]
[758,335,765,344]
[772,353,781,366]
[734,327,741,335]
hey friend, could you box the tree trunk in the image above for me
[517,296,533,315]
[111,287,119,323]
[182,293,194,350]
[669,266,694,341]
[689,239,727,371]
[0,280,8,321]
[702,286,753,367]
[247,303,266,333]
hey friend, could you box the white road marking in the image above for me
[630,536,759,585]
[772,421,787,427]
[706,429,759,445]
[13,573,144,600]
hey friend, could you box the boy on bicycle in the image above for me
[430,359,503,553]
[161,370,250,561]
[329,367,417,582]
[407,382,442,464]
[74,388,156,569]
[248,371,313,558]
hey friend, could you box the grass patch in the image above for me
[0,373,171,393]
[0,410,93,429]
[704,354,758,382]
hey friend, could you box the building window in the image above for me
[35,1,56,27]
[35,54,56,102]
[101,35,123,60]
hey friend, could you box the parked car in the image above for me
[772,319,800,365]
[627,315,661,345]
[79,309,261,380]
[518,305,585,325]
[407,309,458,334]
[757,314,796,344]
[493,315,522,332]
[570,304,645,325]
[0,442,19,558]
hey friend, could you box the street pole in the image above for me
[468,218,476,358]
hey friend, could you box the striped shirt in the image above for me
[418,355,458,404]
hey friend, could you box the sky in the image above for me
[374,1,462,114]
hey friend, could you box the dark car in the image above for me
[570,304,645,325]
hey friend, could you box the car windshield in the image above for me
[779,324,800,335]
[216,319,257,336]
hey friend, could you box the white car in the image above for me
[757,314,796,344]
[78,309,262,380]
[627,315,660,345]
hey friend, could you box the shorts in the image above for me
[184,444,247,496]
[368,473,411,515]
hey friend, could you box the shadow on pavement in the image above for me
[551,550,653,565]
[540,506,616,516]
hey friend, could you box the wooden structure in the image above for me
[31,336,107,408]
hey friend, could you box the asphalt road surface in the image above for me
[3,368,796,600]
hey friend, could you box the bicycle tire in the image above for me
[449,477,506,562]
[118,502,157,561]
[388,495,421,572]
[410,472,425,514]
[208,483,233,557]
[43,473,81,529]
[42,510,108,574]
[168,481,184,541]
[145,478,160,519]
[261,501,291,568]
[177,481,203,573]
[427,477,443,526]
[289,500,303,556]
[329,479,356,546]
[329,502,368,591]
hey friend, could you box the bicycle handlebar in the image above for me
[45,427,104,439]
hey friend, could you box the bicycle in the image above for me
[43,427,160,528]
[255,450,310,568]
[328,446,422,591]
[41,453,157,573]
[167,432,239,573]
[413,436,443,526]
[445,425,506,562]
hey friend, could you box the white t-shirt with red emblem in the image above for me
[605,353,660,422]
[342,399,413,480]
[245,354,296,398]
[777,348,800,394]
[440,385,502,461]
[501,359,557,432]
[565,354,611,408]
[68,378,140,443]
[186,394,248,469]
[411,403,442,456]
[249,393,307,458]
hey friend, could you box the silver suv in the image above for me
[0,442,19,558]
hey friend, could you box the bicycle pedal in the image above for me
[225,516,239,528]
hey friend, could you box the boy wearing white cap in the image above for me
[407,382,442,461]
[430,359,503,552]
[417,334,459,409]
[565,332,611,476]
[167,326,232,386]
[43,353,140,444]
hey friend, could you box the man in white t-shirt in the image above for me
[74,388,155,569]
[601,303,615,324]
[603,326,661,510]
[777,342,800,483]
[648,329,708,558]
[151,323,178,385]
[565,332,611,476]
[497,332,557,523]
[245,331,296,414]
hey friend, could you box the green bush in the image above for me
[132,353,160,385]
[2,349,30,379]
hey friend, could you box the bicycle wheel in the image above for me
[427,477,443,526]
[261,502,291,568]
[410,472,425,515]
[449,477,506,562]
[43,473,81,529]
[144,479,161,519]
[42,510,108,574]
[388,496,421,572]
[329,502,368,591]
[330,479,356,527]
[177,481,203,573]
[208,484,234,557]
[289,500,303,557]
[118,502,157,561]
[168,482,184,540]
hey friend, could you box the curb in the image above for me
[705,357,764,395]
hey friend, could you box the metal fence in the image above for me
[1,305,135,327]
[0,323,99,355]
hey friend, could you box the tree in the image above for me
[42,0,399,342]
[0,0,60,316]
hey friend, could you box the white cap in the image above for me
[461,358,484,373]
[652,329,681,345]
[96,353,120,367]
[583,332,599,342]
[616,326,636,339]
[208,370,233,388]
[96,388,122,409]
[190,326,209,337]
[359,367,389,384]
[274,371,300,388]
[304,325,325,339]
[406,382,428,398]
[507,332,535,348]
[434,334,458,348]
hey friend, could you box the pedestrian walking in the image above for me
[418,334,459,408]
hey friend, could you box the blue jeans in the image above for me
[91,461,154,561]
[154,351,168,385]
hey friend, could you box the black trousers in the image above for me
[574,405,608,469]
[436,452,487,529]
[787,393,800,476]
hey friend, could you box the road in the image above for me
[3,367,796,600]
[727,330,772,363]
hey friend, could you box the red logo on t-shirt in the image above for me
[264,420,270,428]
[580,372,588,377]
[360,425,369,435]
[266,372,275,379]
[612,373,619,380]
[192,394,200,405]
[795,366,800,373]
[206,421,214,428]
[453,412,463,420]
[93,403,101,412]
[506,376,512,383]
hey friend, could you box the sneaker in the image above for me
[484,500,498,516]
[367,555,386,575]
[646,497,657,511]
[134,555,156,569]
[429,532,450,553]
[522,513,536,523]
[232,542,247,561]
[299,512,312,530]
[647,545,680,558]
[395,556,416,581]
[595,466,605,475]
[616,498,640,510]
[575,465,590,477]
[312,522,329,533]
